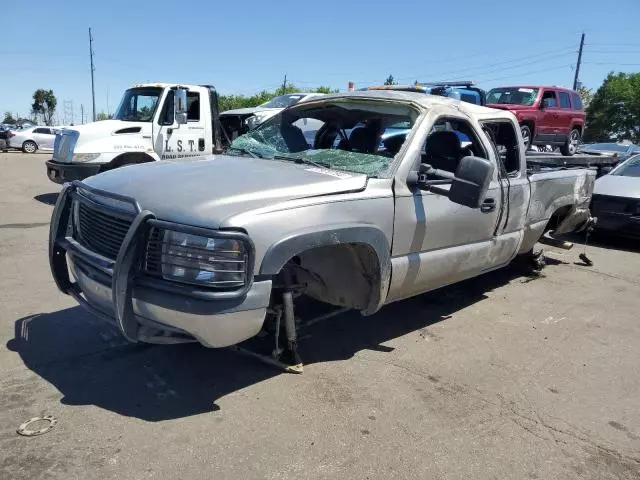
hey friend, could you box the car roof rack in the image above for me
[360,81,477,92]
[417,81,476,88]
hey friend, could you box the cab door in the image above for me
[155,89,209,160]
[387,114,507,303]
[557,91,574,141]
[537,89,562,143]
[33,127,55,150]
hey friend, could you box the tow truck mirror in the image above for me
[449,156,495,208]
[174,88,188,125]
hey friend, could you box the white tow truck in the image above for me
[46,83,229,184]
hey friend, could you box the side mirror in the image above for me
[174,88,188,125]
[410,156,495,209]
[449,156,495,208]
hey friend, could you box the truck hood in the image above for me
[594,175,640,199]
[83,155,368,228]
[486,104,532,112]
[56,119,152,159]
[64,119,150,142]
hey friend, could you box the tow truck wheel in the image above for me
[560,129,581,156]
[520,125,532,151]
[22,140,37,154]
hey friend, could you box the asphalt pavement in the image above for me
[1,152,639,480]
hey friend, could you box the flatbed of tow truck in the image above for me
[525,152,619,177]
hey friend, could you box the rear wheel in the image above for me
[22,140,37,153]
[560,129,581,156]
[520,125,532,151]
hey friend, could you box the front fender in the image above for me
[259,224,391,315]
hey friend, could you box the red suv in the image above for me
[486,86,585,155]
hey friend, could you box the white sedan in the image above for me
[8,126,63,153]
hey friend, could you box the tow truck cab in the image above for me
[46,83,229,184]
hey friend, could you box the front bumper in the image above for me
[591,211,640,239]
[46,160,104,184]
[49,182,270,347]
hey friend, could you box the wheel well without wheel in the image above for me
[280,243,383,315]
[544,205,572,233]
[100,152,155,172]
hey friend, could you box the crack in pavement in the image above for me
[354,354,640,469]
[0,222,50,230]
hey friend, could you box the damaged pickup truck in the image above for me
[49,90,595,372]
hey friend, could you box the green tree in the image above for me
[312,86,340,94]
[96,112,113,121]
[584,72,640,143]
[2,111,16,124]
[577,86,593,109]
[31,89,57,125]
[384,75,396,86]
[218,84,340,112]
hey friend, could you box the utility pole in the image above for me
[281,74,287,95]
[89,27,96,122]
[573,33,585,91]
[80,104,85,124]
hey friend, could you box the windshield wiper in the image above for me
[228,147,260,158]
[272,155,332,169]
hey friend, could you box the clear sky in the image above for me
[2,0,639,124]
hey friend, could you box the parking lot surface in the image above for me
[1,152,639,480]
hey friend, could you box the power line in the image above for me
[583,62,640,66]
[585,43,640,47]
[586,50,640,54]
[476,64,573,84]
[354,46,576,86]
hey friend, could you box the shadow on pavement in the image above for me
[7,264,530,422]
[34,193,59,206]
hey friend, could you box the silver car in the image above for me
[8,126,61,153]
[591,154,640,238]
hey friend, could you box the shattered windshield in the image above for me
[114,87,162,122]
[260,94,306,109]
[228,99,419,177]
[487,88,539,106]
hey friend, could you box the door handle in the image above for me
[480,198,496,213]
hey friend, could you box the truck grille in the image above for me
[75,201,133,259]
[144,227,163,274]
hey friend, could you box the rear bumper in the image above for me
[49,183,269,348]
[553,206,593,235]
[46,160,104,184]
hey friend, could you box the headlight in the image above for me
[245,113,270,130]
[72,153,101,162]
[145,229,249,288]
